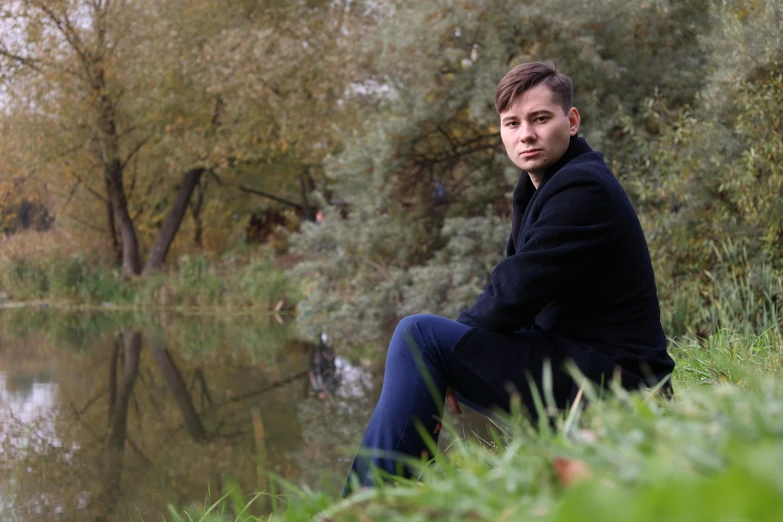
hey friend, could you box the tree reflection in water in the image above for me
[0,311,379,521]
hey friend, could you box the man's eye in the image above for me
[506,121,518,127]
[534,117,548,123]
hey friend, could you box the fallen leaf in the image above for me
[553,457,593,486]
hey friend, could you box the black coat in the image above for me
[454,136,674,413]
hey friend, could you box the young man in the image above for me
[344,60,675,491]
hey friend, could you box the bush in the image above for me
[628,0,783,337]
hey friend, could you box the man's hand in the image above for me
[445,387,462,415]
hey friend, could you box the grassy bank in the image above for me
[0,231,299,312]
[161,325,783,522]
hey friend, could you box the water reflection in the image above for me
[0,311,380,521]
[0,371,58,423]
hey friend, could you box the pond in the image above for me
[0,309,490,521]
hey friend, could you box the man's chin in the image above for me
[518,160,548,174]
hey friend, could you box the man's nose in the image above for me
[520,123,536,142]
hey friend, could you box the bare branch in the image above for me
[76,388,108,416]
[128,167,164,221]
[0,48,43,73]
[237,184,304,210]
[30,0,93,79]
[210,170,303,210]
[63,179,81,208]
[63,211,105,233]
[63,166,107,203]
[120,136,149,170]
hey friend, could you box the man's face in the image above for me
[499,83,580,182]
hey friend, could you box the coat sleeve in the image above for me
[457,177,615,333]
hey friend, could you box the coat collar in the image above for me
[509,136,593,253]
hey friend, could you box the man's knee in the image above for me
[394,313,447,352]
[392,314,427,354]
[394,314,437,337]
[390,314,445,361]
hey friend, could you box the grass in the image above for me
[157,324,783,522]
[0,230,300,312]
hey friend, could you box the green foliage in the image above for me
[0,249,300,312]
[0,254,130,304]
[290,207,507,345]
[401,213,508,319]
[290,205,408,344]
[655,241,783,337]
[288,0,783,345]
[288,0,718,347]
[629,0,783,336]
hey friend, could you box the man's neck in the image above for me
[528,171,543,189]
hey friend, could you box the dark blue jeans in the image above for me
[343,314,510,494]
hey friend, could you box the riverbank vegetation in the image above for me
[0,230,298,312]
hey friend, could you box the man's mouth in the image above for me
[521,149,542,157]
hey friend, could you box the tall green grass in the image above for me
[0,251,300,312]
[160,326,783,522]
[661,241,783,338]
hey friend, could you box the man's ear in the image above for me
[568,107,581,136]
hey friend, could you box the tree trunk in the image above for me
[107,337,119,423]
[107,330,142,452]
[105,159,142,277]
[149,338,208,442]
[142,168,205,276]
[97,329,141,520]
[93,60,141,277]
[104,178,122,263]
[190,176,206,249]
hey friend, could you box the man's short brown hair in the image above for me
[495,61,573,115]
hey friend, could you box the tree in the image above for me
[0,0,160,275]
[0,0,370,275]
